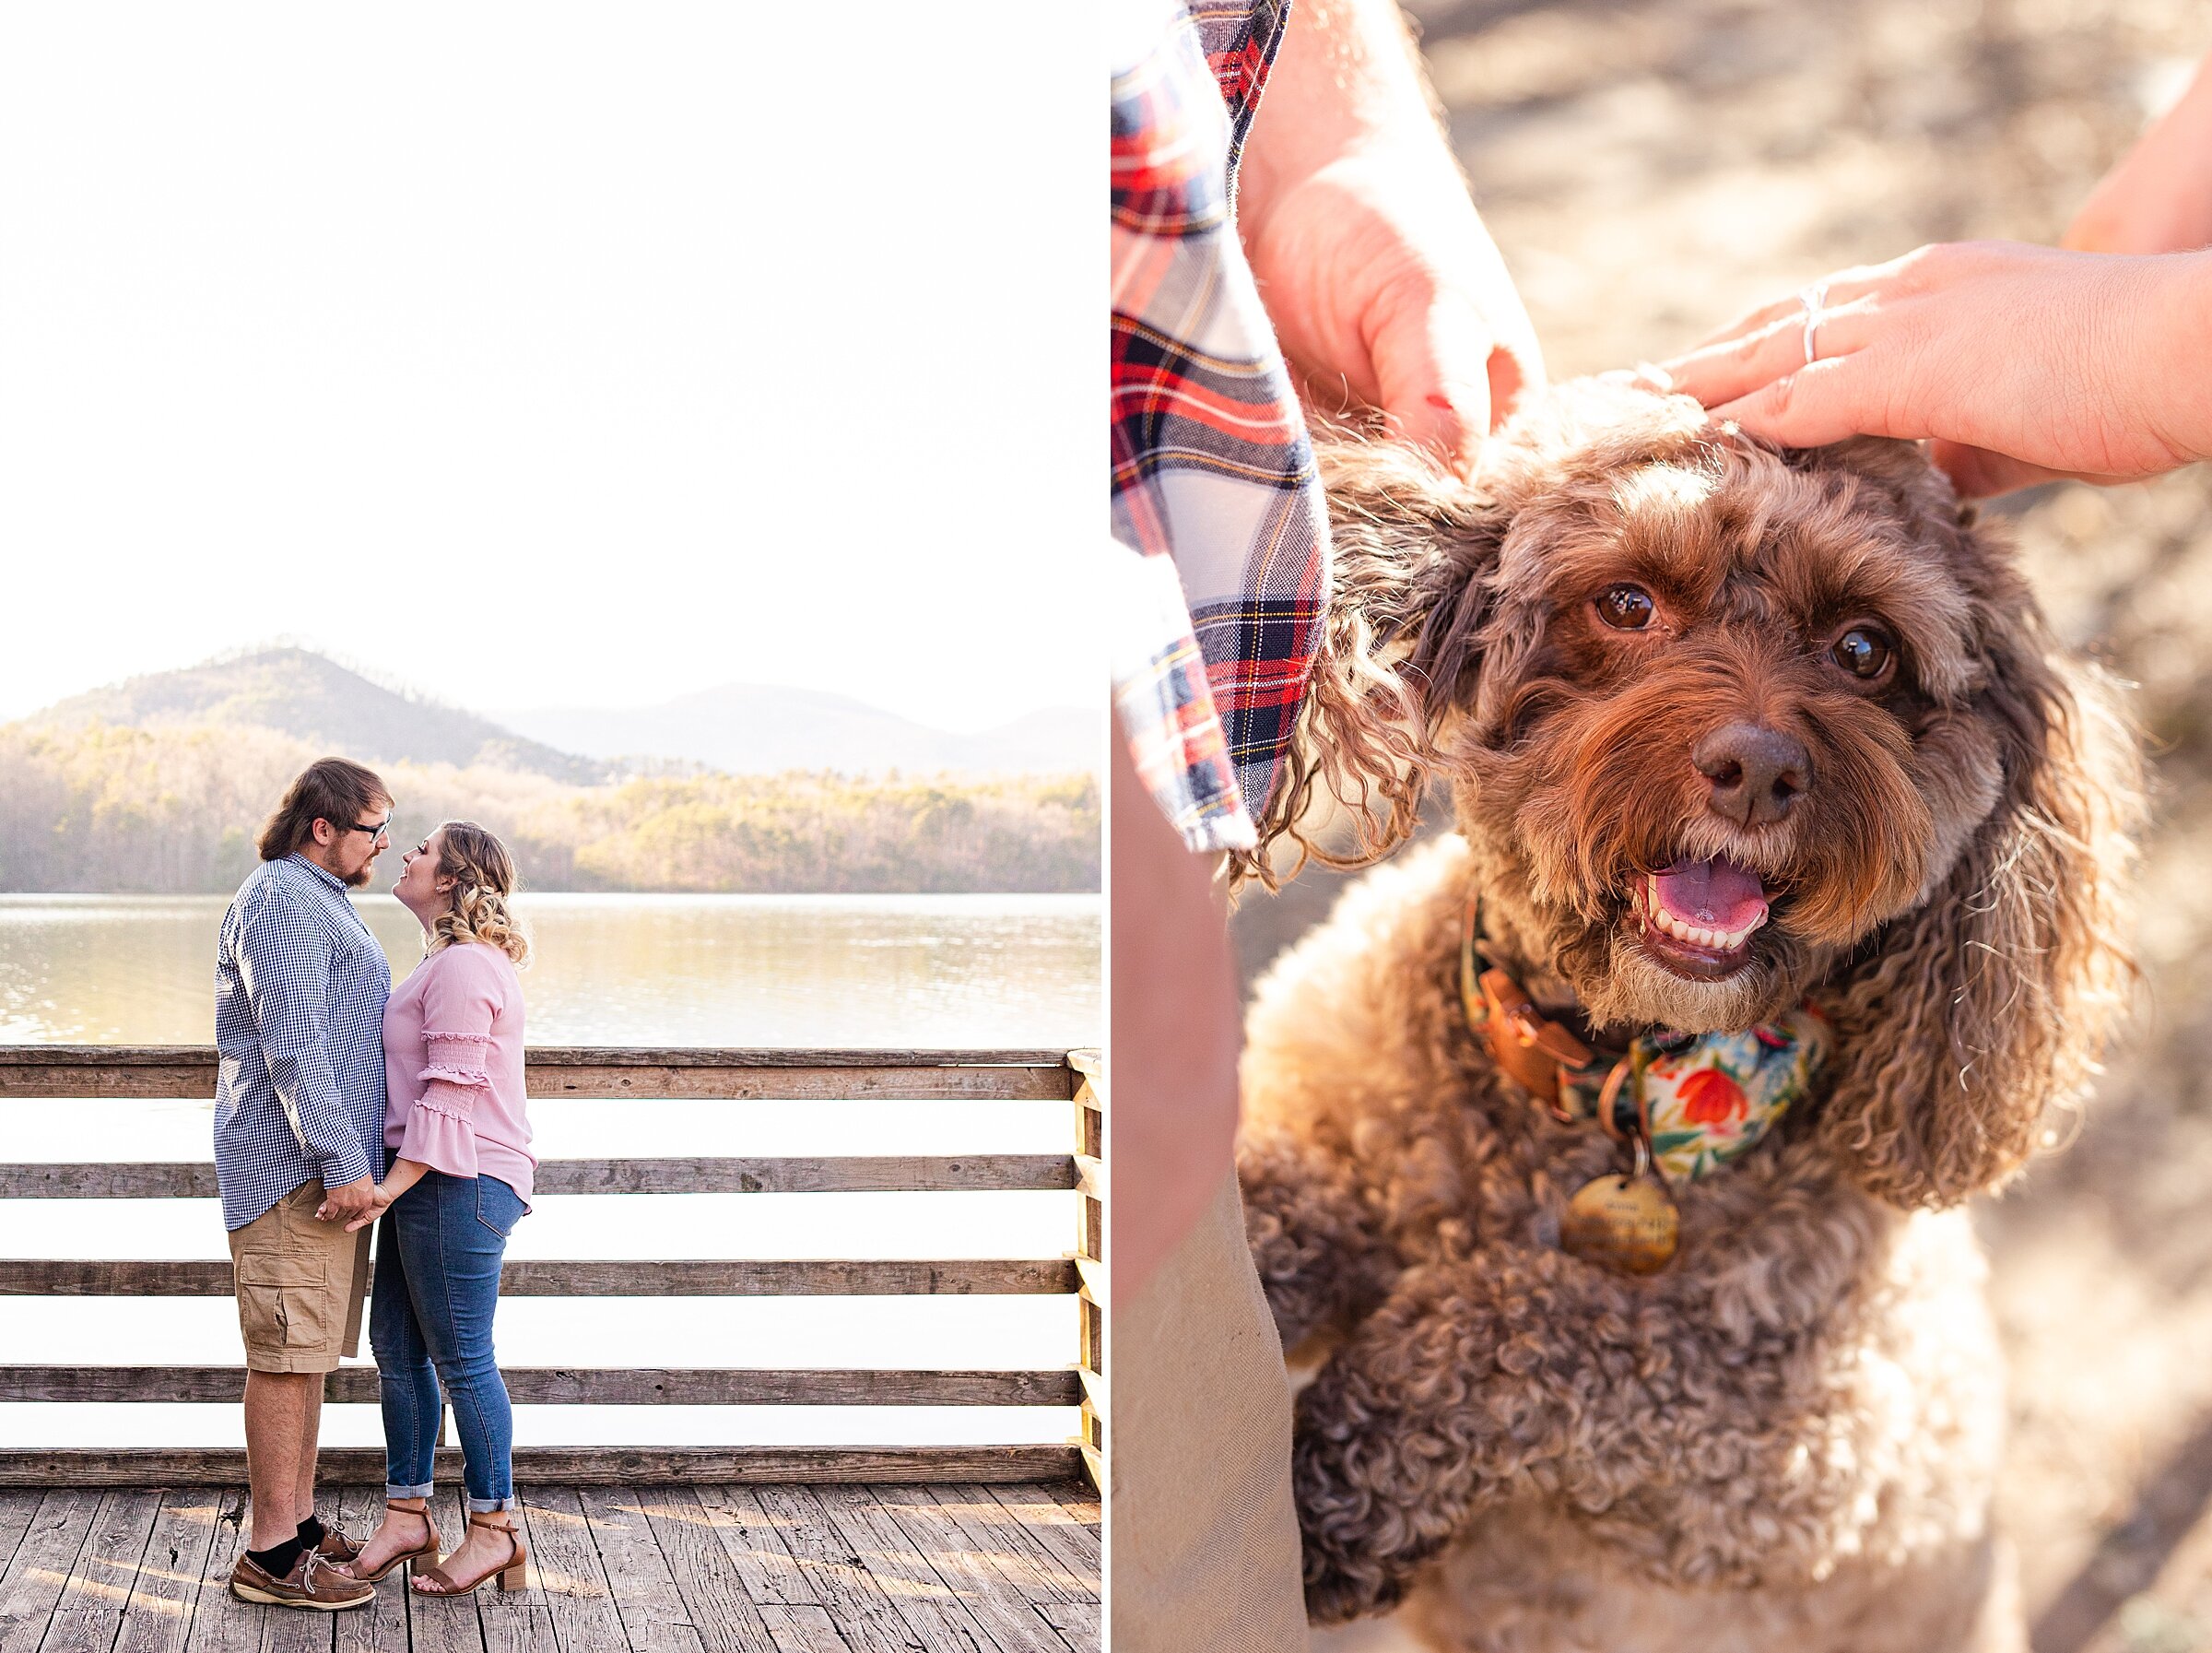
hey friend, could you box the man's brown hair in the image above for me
[256,758,392,861]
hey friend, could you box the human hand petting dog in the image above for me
[1657,241,2212,498]
[1662,46,2212,499]
[1240,0,1544,474]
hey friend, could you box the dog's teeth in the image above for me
[1694,927,1717,948]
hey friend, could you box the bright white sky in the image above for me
[0,5,1098,733]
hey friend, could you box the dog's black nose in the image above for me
[1694,722,1809,828]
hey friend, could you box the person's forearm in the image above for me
[381,1159,429,1203]
[265,1050,374,1188]
[1228,0,1542,459]
[2068,50,2212,254]
[2145,248,2212,465]
[1240,0,1459,235]
[1110,735,1243,1303]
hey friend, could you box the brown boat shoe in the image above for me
[229,1546,374,1611]
[314,1523,361,1564]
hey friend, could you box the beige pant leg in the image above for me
[1112,1169,1309,1653]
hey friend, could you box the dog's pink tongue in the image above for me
[1653,856,1768,930]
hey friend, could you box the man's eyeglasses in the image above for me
[340,815,393,843]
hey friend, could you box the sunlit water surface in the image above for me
[0,892,1100,1449]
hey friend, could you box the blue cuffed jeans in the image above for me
[370,1171,526,1512]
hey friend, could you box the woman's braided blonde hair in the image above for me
[428,821,531,967]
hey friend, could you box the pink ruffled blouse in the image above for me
[382,941,536,1206]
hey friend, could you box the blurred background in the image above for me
[1229,4,2212,1649]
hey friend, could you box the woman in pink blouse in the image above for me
[334,821,537,1599]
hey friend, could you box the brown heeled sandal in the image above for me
[411,1512,528,1597]
[341,1500,441,1584]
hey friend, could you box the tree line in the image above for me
[0,723,1100,894]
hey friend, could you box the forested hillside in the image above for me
[0,724,1098,894]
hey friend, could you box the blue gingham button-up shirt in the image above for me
[213,854,391,1231]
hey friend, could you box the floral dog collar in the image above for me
[1461,886,1830,1185]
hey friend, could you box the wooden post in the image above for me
[1068,1048,1105,1493]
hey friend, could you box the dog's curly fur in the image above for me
[1237,380,2138,1650]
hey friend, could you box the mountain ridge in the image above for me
[29,648,606,784]
[20,649,1099,779]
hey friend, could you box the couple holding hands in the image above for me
[212,757,537,1612]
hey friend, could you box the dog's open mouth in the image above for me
[1630,855,1771,980]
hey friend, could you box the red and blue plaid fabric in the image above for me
[1111,0,1326,854]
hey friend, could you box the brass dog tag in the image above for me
[1561,1174,1678,1275]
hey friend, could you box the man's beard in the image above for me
[343,860,376,889]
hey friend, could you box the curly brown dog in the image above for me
[1237,379,2137,1652]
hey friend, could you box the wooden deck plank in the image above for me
[575,1487,707,1652]
[0,1497,41,1609]
[752,1487,935,1653]
[114,1489,225,1653]
[757,1604,852,1653]
[478,1494,563,1653]
[811,1486,987,1653]
[865,1487,1065,1653]
[1047,1486,1098,1530]
[980,1489,1097,1589]
[1032,1602,1098,1652]
[633,1489,779,1653]
[0,1483,1097,1653]
[404,1489,488,1653]
[0,1488,100,1653]
[515,1489,629,1653]
[176,1489,253,1653]
[256,1578,340,1653]
[332,1486,410,1653]
[689,1487,820,1609]
[923,1488,1091,1608]
[42,1488,163,1653]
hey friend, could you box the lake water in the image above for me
[0,892,1100,1451]
[0,891,1100,1047]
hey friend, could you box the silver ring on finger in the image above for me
[1798,282,1829,366]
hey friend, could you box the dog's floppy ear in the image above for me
[1814,551,2139,1208]
[1231,435,1509,890]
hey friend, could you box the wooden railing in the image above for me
[0,1045,1103,1489]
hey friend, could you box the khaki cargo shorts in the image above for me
[227,1180,372,1374]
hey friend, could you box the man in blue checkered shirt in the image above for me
[215,757,395,1611]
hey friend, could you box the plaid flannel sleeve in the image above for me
[235,895,376,1191]
[1110,0,1327,856]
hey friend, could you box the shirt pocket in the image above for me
[236,1254,332,1348]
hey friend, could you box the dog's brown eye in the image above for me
[1596,584,1654,630]
[1832,626,1893,680]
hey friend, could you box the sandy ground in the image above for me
[1229,3,2212,1647]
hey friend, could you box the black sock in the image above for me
[295,1515,325,1549]
[246,1535,306,1578]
